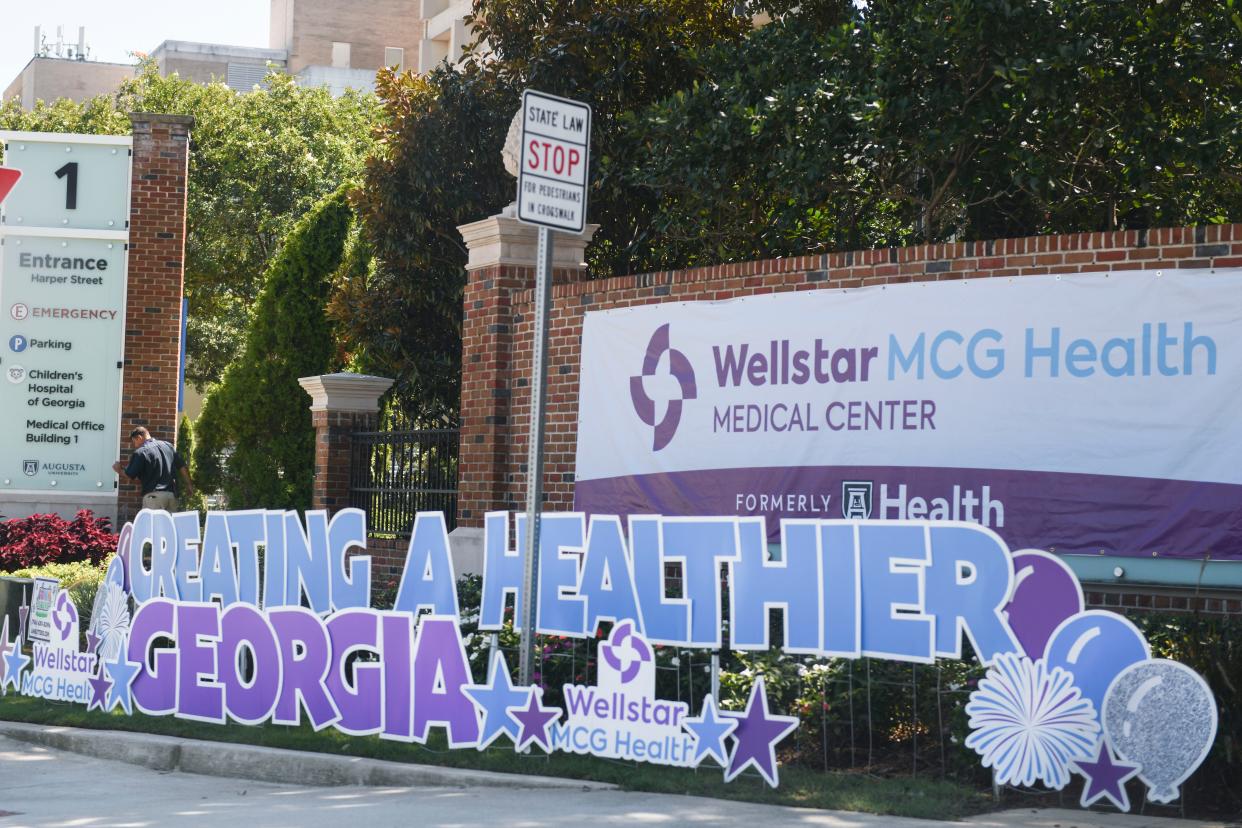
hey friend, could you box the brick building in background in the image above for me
[4,2,478,109]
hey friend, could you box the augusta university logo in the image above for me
[23,459,38,477]
[629,324,697,451]
[842,481,873,519]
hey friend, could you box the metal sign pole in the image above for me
[519,224,555,687]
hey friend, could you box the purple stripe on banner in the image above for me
[573,466,1242,560]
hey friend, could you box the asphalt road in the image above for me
[0,735,1226,828]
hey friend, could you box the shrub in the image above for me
[4,559,110,628]
[176,413,207,514]
[193,187,353,509]
[0,510,117,571]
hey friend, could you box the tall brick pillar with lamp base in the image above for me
[116,113,194,523]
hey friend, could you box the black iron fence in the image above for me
[348,427,459,535]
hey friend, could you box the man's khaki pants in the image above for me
[142,491,178,512]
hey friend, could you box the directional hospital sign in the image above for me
[517,89,591,233]
[0,132,131,495]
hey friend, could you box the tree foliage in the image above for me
[0,65,379,388]
[340,68,513,423]
[346,0,1240,418]
[175,414,207,514]
[194,189,353,508]
[626,0,1242,264]
[337,0,754,419]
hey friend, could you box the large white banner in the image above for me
[574,269,1242,559]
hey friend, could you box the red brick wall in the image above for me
[458,223,1242,532]
[117,113,193,522]
[1084,588,1242,617]
[367,536,409,586]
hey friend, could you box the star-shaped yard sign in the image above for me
[85,629,102,657]
[87,666,112,713]
[2,631,30,694]
[683,694,737,766]
[1071,740,1141,812]
[722,677,799,786]
[510,686,561,753]
[463,652,530,750]
[0,618,12,693]
[103,650,142,715]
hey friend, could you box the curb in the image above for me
[0,721,616,792]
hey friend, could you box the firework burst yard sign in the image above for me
[0,507,1217,806]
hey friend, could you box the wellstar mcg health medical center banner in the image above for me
[573,268,1242,559]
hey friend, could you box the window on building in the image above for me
[331,41,351,69]
[384,47,405,70]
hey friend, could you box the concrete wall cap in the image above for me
[298,373,395,412]
[129,112,196,128]
[458,213,598,272]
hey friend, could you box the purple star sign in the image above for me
[629,323,697,451]
[1071,740,1141,812]
[722,677,799,787]
[1003,549,1083,659]
[85,630,102,657]
[87,667,112,713]
[510,687,561,753]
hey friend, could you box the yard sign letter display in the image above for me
[0,509,1217,806]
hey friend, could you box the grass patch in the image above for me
[0,694,991,820]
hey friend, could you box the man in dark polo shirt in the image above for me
[112,426,194,512]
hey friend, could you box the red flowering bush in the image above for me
[0,510,117,571]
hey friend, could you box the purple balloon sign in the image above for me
[1003,549,1083,659]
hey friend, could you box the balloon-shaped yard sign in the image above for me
[1004,549,1084,659]
[1043,610,1150,714]
[1103,659,1219,804]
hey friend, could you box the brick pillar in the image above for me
[118,113,193,522]
[298,373,394,514]
[455,213,596,528]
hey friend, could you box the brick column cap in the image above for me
[458,212,598,272]
[129,112,196,128]
[298,373,394,413]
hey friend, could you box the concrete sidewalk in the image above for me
[0,725,1232,828]
[0,720,609,791]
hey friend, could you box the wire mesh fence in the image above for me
[467,622,991,787]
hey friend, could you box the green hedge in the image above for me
[194,188,353,509]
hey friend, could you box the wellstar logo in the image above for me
[629,324,697,451]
